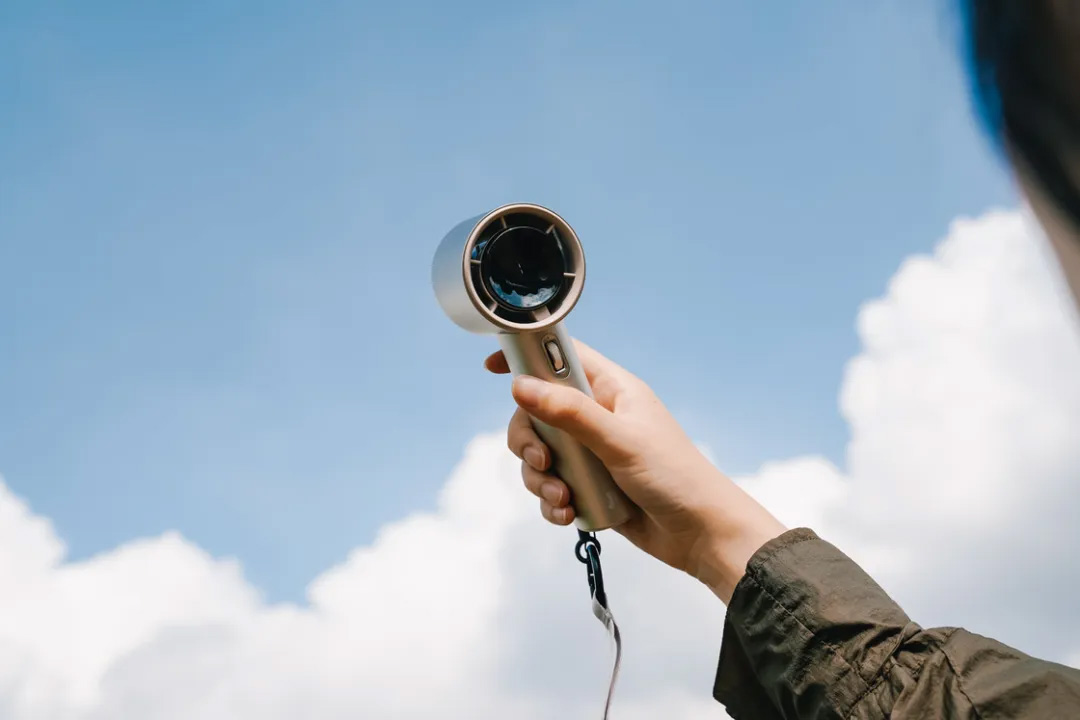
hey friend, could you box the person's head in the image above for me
[964,0,1080,307]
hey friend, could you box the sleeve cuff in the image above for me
[713,527,913,719]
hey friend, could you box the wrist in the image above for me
[689,488,786,604]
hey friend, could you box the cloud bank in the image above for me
[0,208,1078,718]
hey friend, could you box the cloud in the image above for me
[0,206,1078,718]
[0,435,726,720]
[736,208,1080,661]
[817,211,1077,655]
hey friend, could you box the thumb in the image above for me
[511,375,631,465]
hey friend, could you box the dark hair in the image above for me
[964,1,1080,230]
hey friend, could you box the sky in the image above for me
[3,2,1078,719]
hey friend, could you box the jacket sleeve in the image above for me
[712,528,1080,720]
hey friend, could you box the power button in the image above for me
[544,338,568,375]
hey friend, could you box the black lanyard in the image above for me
[575,530,622,719]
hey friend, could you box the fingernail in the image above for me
[513,375,547,406]
[555,507,573,524]
[540,481,563,505]
[524,446,546,471]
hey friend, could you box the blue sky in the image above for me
[1,1,1016,602]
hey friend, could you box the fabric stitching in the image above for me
[842,628,961,720]
[940,636,985,720]
[748,530,819,571]
[769,553,881,689]
[740,568,872,695]
[758,553,882,691]
[737,538,951,720]
[838,622,921,717]
[843,658,894,720]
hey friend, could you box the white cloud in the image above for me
[737,208,1080,663]
[0,206,1077,718]
[0,435,727,720]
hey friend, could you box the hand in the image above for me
[485,339,787,603]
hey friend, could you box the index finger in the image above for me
[483,351,512,374]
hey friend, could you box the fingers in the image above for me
[571,339,630,386]
[507,407,577,528]
[484,351,510,374]
[541,499,575,526]
[507,407,550,471]
[521,462,570,506]
[511,375,633,466]
[520,461,574,526]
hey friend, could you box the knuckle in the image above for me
[506,416,529,455]
[549,390,585,424]
[520,463,541,493]
[550,482,568,506]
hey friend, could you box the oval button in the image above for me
[544,339,567,374]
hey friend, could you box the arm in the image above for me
[712,528,1080,719]
[484,342,1080,719]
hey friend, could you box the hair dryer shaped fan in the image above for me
[432,203,634,717]
[432,202,637,531]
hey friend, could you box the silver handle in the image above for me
[497,325,636,531]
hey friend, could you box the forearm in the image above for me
[688,484,787,604]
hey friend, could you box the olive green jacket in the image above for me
[713,529,1080,719]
